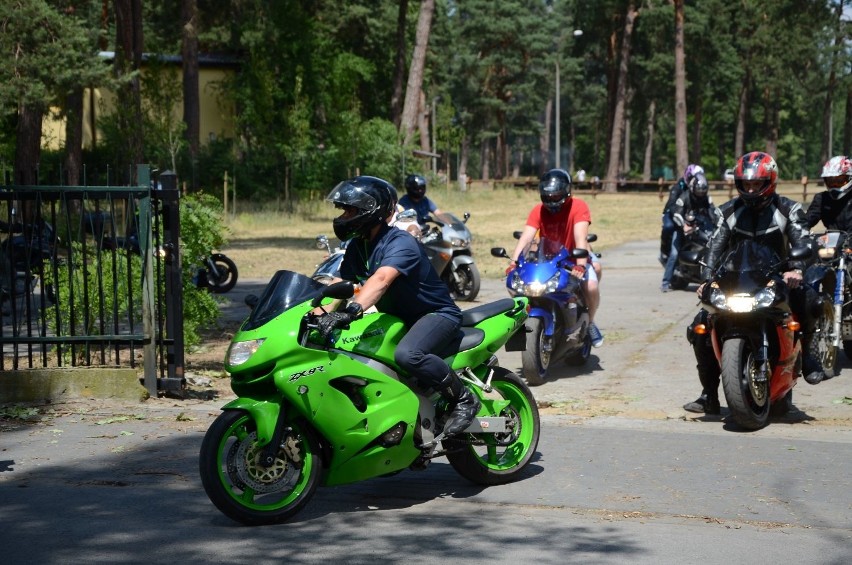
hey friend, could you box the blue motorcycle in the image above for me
[491,235,593,385]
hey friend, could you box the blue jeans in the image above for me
[662,230,682,284]
[660,213,676,257]
[394,313,461,388]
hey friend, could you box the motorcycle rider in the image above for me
[684,151,824,415]
[805,155,852,231]
[321,175,479,436]
[510,168,604,347]
[660,164,704,266]
[400,174,444,227]
[661,172,718,292]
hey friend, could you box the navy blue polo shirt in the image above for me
[340,224,461,327]
[398,195,438,225]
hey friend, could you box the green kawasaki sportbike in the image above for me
[199,270,538,525]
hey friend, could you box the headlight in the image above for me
[709,287,730,310]
[228,339,265,366]
[754,287,776,308]
[520,272,560,297]
[450,237,469,248]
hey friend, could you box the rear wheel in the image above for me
[721,338,770,430]
[564,333,591,366]
[521,318,549,386]
[444,367,540,485]
[199,410,321,525]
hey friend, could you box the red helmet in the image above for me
[820,155,852,200]
[734,151,778,208]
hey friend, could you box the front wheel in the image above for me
[521,317,549,385]
[448,262,480,301]
[444,367,540,485]
[813,299,837,378]
[721,337,770,430]
[199,410,322,525]
[206,253,238,293]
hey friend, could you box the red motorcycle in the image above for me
[689,240,813,430]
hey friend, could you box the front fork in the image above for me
[754,323,771,383]
[832,257,845,348]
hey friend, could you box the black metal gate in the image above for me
[0,165,184,395]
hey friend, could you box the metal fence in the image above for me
[0,165,184,395]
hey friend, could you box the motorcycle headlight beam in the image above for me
[228,338,265,366]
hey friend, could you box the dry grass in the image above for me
[221,182,813,281]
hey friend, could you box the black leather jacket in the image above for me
[805,190,852,232]
[671,192,719,233]
[702,194,813,281]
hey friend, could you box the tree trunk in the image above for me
[182,0,200,183]
[734,72,749,158]
[417,89,430,152]
[480,139,490,181]
[64,88,84,186]
[391,0,408,128]
[765,93,779,158]
[399,0,434,145]
[114,0,144,184]
[643,100,656,181]
[673,0,688,175]
[540,97,552,175]
[14,103,44,185]
[821,1,843,163]
[459,135,469,186]
[691,95,703,164]
[604,3,638,192]
[844,85,852,156]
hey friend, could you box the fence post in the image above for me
[801,175,809,202]
[138,165,158,396]
[159,170,185,394]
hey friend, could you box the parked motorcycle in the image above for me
[198,270,537,525]
[804,230,851,375]
[691,240,814,430]
[0,215,59,304]
[491,235,593,385]
[420,212,480,301]
[668,211,714,290]
[311,210,481,302]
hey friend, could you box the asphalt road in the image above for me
[1,240,851,564]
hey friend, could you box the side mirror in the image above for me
[491,247,509,258]
[571,249,590,260]
[315,235,330,251]
[789,244,813,261]
[586,233,598,243]
[463,212,471,223]
[512,230,523,240]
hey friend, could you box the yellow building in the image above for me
[42,52,238,151]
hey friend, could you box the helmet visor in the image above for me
[825,176,848,190]
[326,180,378,213]
[541,191,567,204]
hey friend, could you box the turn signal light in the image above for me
[694,324,708,335]
[786,320,801,331]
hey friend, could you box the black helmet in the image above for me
[326,176,397,241]
[404,174,427,199]
[539,168,572,213]
[689,172,709,198]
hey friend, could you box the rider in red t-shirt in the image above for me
[510,169,603,347]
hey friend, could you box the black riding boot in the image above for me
[801,334,825,385]
[683,328,721,414]
[438,372,480,436]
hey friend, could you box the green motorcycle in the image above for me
[199,270,539,525]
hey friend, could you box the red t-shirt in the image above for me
[525,198,592,251]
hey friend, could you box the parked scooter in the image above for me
[199,271,537,525]
[491,234,594,385]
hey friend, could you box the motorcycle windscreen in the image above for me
[716,240,780,288]
[244,270,326,330]
[531,237,569,263]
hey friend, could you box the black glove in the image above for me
[317,302,363,340]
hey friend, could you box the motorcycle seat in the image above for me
[458,327,485,351]
[461,298,516,326]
